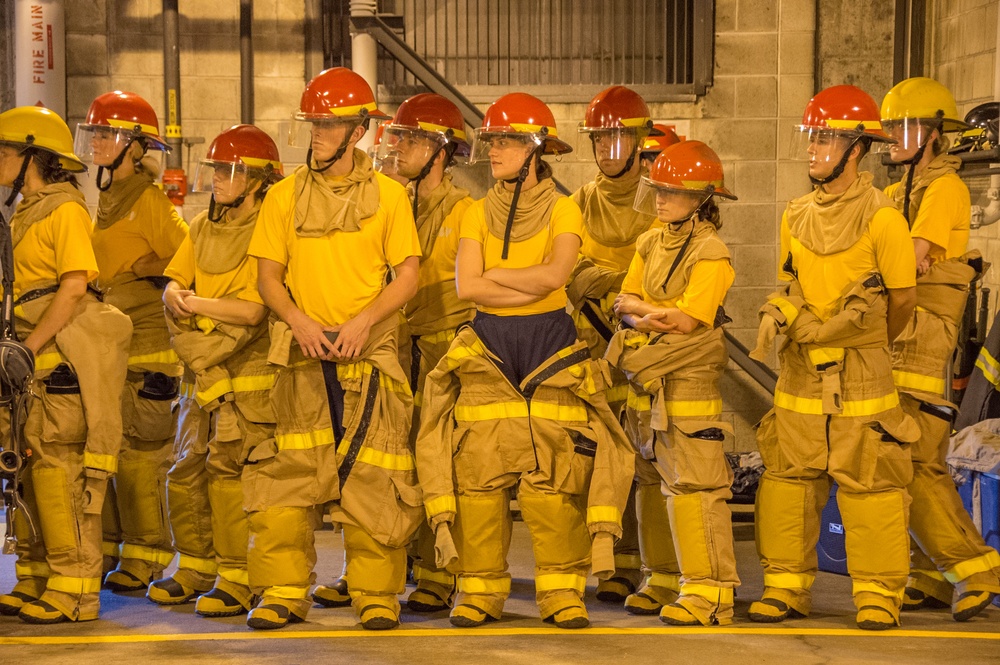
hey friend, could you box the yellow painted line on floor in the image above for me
[2,626,999,646]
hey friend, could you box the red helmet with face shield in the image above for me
[634,140,736,219]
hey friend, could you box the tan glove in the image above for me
[591,531,616,580]
[434,521,459,570]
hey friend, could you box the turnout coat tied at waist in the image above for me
[243,313,423,549]
[415,326,635,574]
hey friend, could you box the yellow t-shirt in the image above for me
[248,171,421,327]
[580,220,663,273]
[12,201,99,299]
[163,233,263,305]
[460,196,584,316]
[418,196,474,291]
[779,207,917,321]
[621,255,734,327]
[91,186,188,284]
[884,174,970,262]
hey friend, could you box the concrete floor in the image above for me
[1,520,998,665]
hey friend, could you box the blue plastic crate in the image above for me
[956,471,1000,606]
[817,483,848,576]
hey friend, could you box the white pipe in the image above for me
[351,0,378,152]
[14,0,65,115]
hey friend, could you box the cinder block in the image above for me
[66,34,108,76]
[254,33,307,78]
[692,118,777,161]
[106,76,162,109]
[724,286,774,329]
[184,77,240,121]
[735,76,778,117]
[701,76,737,119]
[715,33,778,76]
[66,0,107,33]
[732,244,777,287]
[779,31,813,75]
[779,0,815,31]
[178,2,238,25]
[179,34,240,77]
[718,204,780,246]
[776,159,810,203]
[254,76,307,121]
[66,75,113,122]
[779,75,814,117]
[734,160,776,203]
[737,0,778,32]
[972,52,995,101]
[716,0,738,32]
[956,56,977,104]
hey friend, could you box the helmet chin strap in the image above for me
[500,132,547,260]
[308,113,367,174]
[96,131,142,192]
[809,134,863,187]
[900,110,945,227]
[3,154,32,208]
[409,144,446,223]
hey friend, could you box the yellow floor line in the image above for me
[2,626,999,646]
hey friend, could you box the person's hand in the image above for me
[916,256,931,276]
[163,285,194,318]
[329,311,374,360]
[613,293,642,316]
[638,310,677,333]
[290,311,336,359]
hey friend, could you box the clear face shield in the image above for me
[633,178,710,223]
[789,127,886,180]
[74,124,143,167]
[288,116,364,163]
[881,118,938,163]
[375,127,448,181]
[469,130,541,180]
[192,160,258,205]
[581,127,641,176]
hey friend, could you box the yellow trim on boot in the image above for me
[853,581,904,601]
[264,585,310,601]
[121,545,175,567]
[101,542,120,557]
[614,554,643,570]
[218,567,250,587]
[763,572,814,590]
[535,573,587,594]
[456,577,511,595]
[944,550,1000,584]
[48,575,101,595]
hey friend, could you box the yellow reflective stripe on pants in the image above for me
[179,382,197,399]
[975,347,1000,387]
[336,439,415,471]
[275,428,336,451]
[413,564,454,586]
[665,399,723,417]
[893,369,945,396]
[615,554,642,570]
[944,550,1000,584]
[606,384,629,403]
[121,544,175,566]
[419,329,457,345]
[338,363,411,395]
[47,575,101,595]
[774,389,899,417]
[413,391,423,408]
[852,581,903,600]
[649,572,680,591]
[198,373,277,406]
[424,495,456,519]
[15,560,51,578]
[457,576,511,594]
[535,573,587,594]
[587,505,622,526]
[178,554,218,575]
[102,541,120,557]
[681,583,734,604]
[628,390,651,412]
[84,451,117,474]
[763,572,814,591]
[218,567,250,587]
[265,585,309,600]
[455,400,587,424]
[34,350,69,372]
[128,349,180,366]
[913,568,948,582]
[443,343,487,369]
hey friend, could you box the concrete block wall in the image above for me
[928,0,999,314]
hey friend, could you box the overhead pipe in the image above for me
[240,0,253,124]
[350,0,378,152]
[161,0,186,206]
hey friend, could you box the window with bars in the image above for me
[375,0,714,102]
